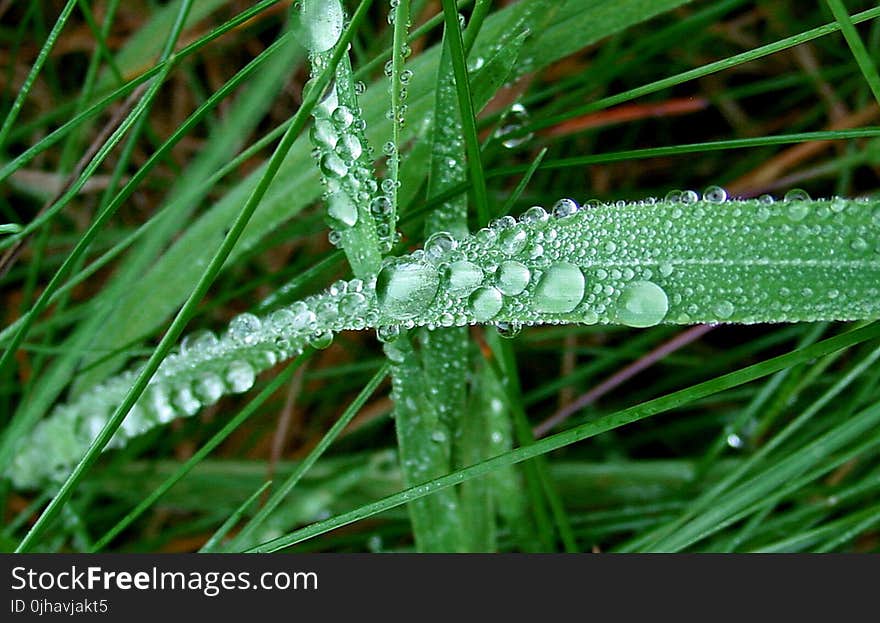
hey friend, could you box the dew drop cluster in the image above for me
[10,189,879,487]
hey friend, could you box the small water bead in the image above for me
[301,0,344,52]
[469,286,504,322]
[713,300,735,319]
[381,178,399,194]
[494,103,533,149]
[498,227,528,256]
[495,261,531,296]
[850,237,869,253]
[658,262,674,277]
[338,292,367,316]
[376,324,401,343]
[425,231,458,260]
[382,140,397,157]
[703,185,728,203]
[180,329,218,354]
[787,202,809,222]
[327,191,359,228]
[495,321,522,339]
[520,205,548,224]
[664,190,683,203]
[444,260,484,297]
[400,69,413,85]
[680,190,699,204]
[308,330,334,350]
[552,198,579,219]
[784,188,811,202]
[292,307,318,332]
[614,280,669,328]
[173,385,201,416]
[195,372,224,403]
[371,196,393,217]
[375,260,440,320]
[229,313,261,345]
[533,262,585,314]
[225,360,256,393]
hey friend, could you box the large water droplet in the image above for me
[615,280,668,328]
[533,262,585,314]
[327,191,359,228]
[495,260,531,296]
[376,260,439,320]
[469,286,503,321]
[444,260,484,297]
[301,0,344,52]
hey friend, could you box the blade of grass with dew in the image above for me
[68,0,695,389]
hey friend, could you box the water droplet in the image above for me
[850,237,869,253]
[444,260,484,297]
[520,205,548,224]
[533,262,585,314]
[680,190,699,204]
[376,324,401,343]
[229,313,261,345]
[495,261,531,296]
[327,191,359,228]
[308,330,334,349]
[301,0,344,52]
[320,152,348,178]
[469,286,503,321]
[335,134,362,161]
[195,373,224,403]
[726,433,743,449]
[787,202,809,222]
[370,196,393,217]
[713,300,735,319]
[498,227,528,256]
[658,262,674,277]
[331,105,354,128]
[552,198,579,219]
[181,329,218,354]
[784,188,811,202]
[339,292,367,316]
[424,231,457,260]
[376,260,439,320]
[495,321,522,339]
[615,280,668,328]
[664,190,682,203]
[225,360,256,393]
[494,103,533,149]
[703,185,727,203]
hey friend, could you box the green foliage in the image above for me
[2,0,880,553]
